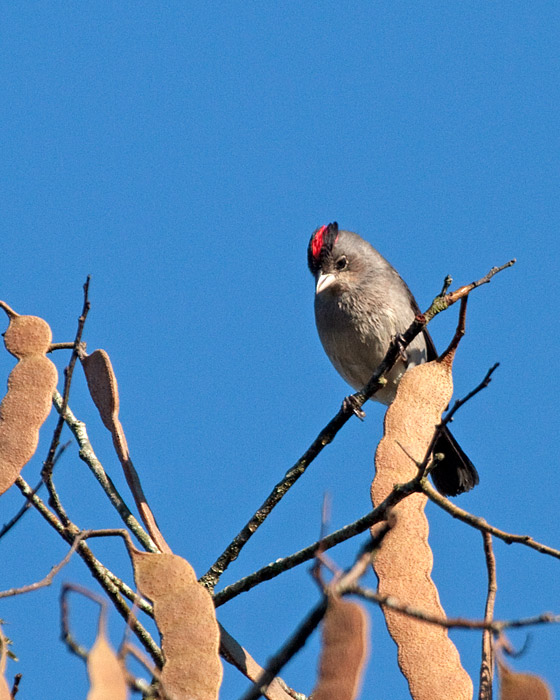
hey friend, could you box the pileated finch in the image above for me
[307,222,478,497]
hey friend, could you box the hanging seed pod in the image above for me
[130,548,222,700]
[312,595,369,700]
[0,303,58,496]
[371,349,472,700]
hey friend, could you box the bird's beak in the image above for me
[315,273,336,294]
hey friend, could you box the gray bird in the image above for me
[308,221,478,496]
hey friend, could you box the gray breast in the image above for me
[315,291,427,405]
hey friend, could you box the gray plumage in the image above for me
[308,222,478,496]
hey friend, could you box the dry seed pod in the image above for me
[312,596,369,700]
[86,617,128,700]
[80,348,119,433]
[131,549,222,700]
[371,351,472,700]
[0,626,10,700]
[498,658,552,700]
[81,349,171,553]
[0,305,58,496]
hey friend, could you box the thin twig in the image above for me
[13,477,163,666]
[51,392,157,553]
[60,582,109,661]
[214,480,417,607]
[422,481,560,560]
[48,342,77,353]
[10,673,22,698]
[43,276,91,477]
[479,532,497,700]
[443,363,500,426]
[440,296,468,359]
[412,362,500,483]
[239,601,327,700]
[0,533,84,598]
[353,584,558,631]
[0,442,71,542]
[201,260,514,591]
[41,277,91,525]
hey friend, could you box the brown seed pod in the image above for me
[498,658,552,700]
[81,349,172,554]
[371,350,472,700]
[130,548,222,700]
[312,595,369,700]
[0,304,58,496]
[86,616,128,700]
[0,625,11,700]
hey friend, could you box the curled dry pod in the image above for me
[130,549,222,700]
[371,350,472,700]
[312,595,369,700]
[86,616,128,700]
[81,349,171,554]
[0,305,58,496]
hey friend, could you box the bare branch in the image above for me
[214,481,416,607]
[0,533,84,599]
[201,260,514,591]
[13,477,163,666]
[51,392,157,553]
[478,532,497,700]
[422,481,560,560]
[10,673,22,698]
[352,585,558,632]
[239,524,390,700]
[0,442,71,542]
[42,276,91,488]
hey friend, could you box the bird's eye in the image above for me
[335,256,348,271]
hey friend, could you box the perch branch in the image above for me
[201,260,515,590]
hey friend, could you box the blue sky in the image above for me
[0,3,558,698]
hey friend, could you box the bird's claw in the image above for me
[343,395,366,420]
[395,333,408,362]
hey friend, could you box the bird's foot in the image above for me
[395,333,409,362]
[343,395,366,420]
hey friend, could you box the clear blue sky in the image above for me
[0,3,558,698]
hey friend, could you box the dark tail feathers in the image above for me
[430,426,479,497]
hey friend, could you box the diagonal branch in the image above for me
[42,276,91,481]
[0,533,84,598]
[41,277,91,528]
[352,585,558,632]
[51,392,157,553]
[422,481,560,559]
[201,260,515,590]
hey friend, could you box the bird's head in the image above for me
[307,222,371,295]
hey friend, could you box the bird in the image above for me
[307,221,478,496]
